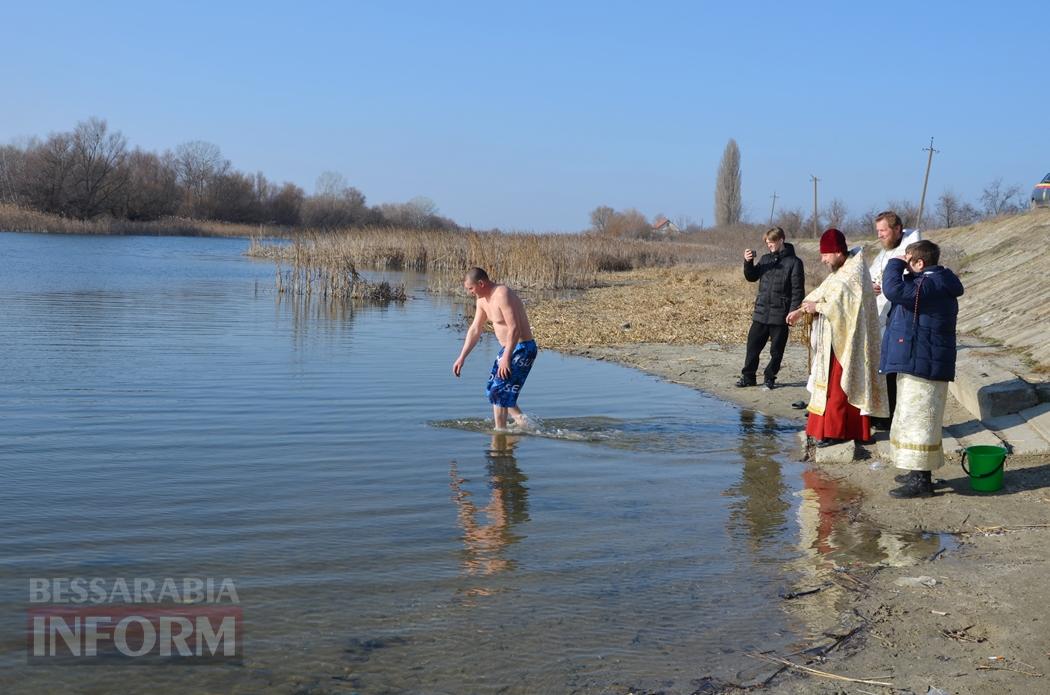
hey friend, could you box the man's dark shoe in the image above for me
[894,470,918,483]
[890,470,935,498]
[763,378,776,391]
[815,437,847,448]
[791,400,808,409]
[735,376,757,388]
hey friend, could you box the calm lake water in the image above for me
[0,231,933,693]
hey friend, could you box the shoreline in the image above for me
[553,339,1050,693]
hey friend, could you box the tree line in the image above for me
[587,138,1030,239]
[0,117,457,230]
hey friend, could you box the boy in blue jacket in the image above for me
[879,240,964,498]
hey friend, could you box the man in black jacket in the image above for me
[737,227,805,390]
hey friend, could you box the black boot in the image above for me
[893,470,942,484]
[890,470,934,498]
[735,375,757,388]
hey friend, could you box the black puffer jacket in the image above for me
[743,242,805,324]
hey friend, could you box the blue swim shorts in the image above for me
[486,340,538,407]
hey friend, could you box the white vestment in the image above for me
[872,228,922,335]
[890,373,948,471]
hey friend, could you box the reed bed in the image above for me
[273,239,406,302]
[249,228,740,291]
[0,204,283,238]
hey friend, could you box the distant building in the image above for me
[651,216,680,235]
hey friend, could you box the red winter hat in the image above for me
[819,228,847,254]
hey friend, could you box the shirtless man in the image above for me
[452,267,538,430]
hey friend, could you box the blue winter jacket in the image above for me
[878,257,964,381]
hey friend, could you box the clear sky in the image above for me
[2,1,1045,231]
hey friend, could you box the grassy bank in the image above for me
[0,204,285,238]
[528,265,767,349]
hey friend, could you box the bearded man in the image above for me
[870,211,922,426]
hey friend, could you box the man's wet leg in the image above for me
[508,406,530,428]
[493,404,509,430]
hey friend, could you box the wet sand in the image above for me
[560,340,1050,694]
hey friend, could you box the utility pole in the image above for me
[916,137,939,229]
[769,191,779,226]
[810,175,820,236]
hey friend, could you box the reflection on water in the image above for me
[449,434,530,579]
[726,410,793,550]
[797,471,948,568]
[788,468,959,638]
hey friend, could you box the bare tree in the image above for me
[773,207,805,238]
[23,133,75,215]
[204,170,262,222]
[673,214,698,232]
[268,182,305,226]
[886,199,920,229]
[314,170,349,198]
[174,140,228,216]
[67,117,129,218]
[589,205,615,234]
[404,196,438,228]
[822,198,849,230]
[714,138,742,227]
[121,148,180,220]
[301,171,374,228]
[0,144,28,205]
[935,189,980,229]
[980,178,1023,217]
[935,190,962,228]
[607,208,650,238]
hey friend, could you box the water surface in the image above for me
[1,232,826,693]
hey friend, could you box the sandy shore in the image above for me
[526,267,1050,694]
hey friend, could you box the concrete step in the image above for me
[945,420,1006,450]
[983,413,1050,455]
[949,352,1038,420]
[941,431,964,456]
[1021,402,1050,440]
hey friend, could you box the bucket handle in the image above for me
[960,450,1006,479]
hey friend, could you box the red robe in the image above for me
[806,351,871,442]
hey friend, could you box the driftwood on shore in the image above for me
[746,652,895,688]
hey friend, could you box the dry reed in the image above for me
[273,239,406,302]
[249,228,741,291]
[0,204,283,238]
[528,265,756,348]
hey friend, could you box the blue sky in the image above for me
[2,1,1045,231]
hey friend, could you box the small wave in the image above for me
[429,416,761,454]
[430,416,621,443]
